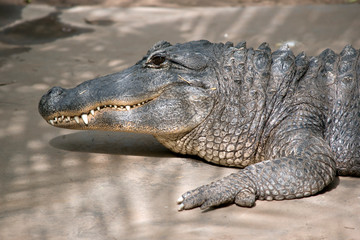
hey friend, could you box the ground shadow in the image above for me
[320,176,340,193]
[0,11,93,45]
[49,131,176,157]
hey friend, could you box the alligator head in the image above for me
[39,40,223,138]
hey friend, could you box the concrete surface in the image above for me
[0,4,360,240]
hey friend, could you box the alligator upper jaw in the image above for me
[44,98,153,127]
[38,63,167,129]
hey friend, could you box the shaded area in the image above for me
[50,131,175,157]
[0,46,31,57]
[0,4,23,27]
[84,18,115,26]
[0,12,93,45]
[0,46,31,68]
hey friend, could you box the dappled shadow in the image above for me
[0,11,93,45]
[0,4,23,28]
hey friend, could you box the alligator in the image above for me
[38,40,360,211]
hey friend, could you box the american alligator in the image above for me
[39,40,360,211]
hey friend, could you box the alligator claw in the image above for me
[177,203,185,211]
[177,196,184,204]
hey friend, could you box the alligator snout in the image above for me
[39,86,66,118]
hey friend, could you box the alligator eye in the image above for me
[151,55,166,66]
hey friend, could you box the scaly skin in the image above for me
[39,40,360,211]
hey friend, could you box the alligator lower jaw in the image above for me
[46,99,152,126]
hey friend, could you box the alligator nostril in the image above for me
[39,86,66,118]
[47,86,64,97]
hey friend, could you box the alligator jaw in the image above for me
[45,99,153,127]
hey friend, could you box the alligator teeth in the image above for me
[74,116,80,124]
[81,114,88,125]
[47,99,153,126]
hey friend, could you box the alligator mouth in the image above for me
[47,99,153,126]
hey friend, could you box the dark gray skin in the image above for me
[39,40,360,211]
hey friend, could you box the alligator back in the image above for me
[222,43,359,176]
[277,45,360,176]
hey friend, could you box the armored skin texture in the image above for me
[39,40,360,211]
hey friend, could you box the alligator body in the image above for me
[39,40,360,210]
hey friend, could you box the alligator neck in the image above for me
[156,90,267,168]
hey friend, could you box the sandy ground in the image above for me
[0,3,360,240]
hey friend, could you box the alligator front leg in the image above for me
[178,134,337,211]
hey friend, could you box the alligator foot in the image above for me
[177,173,256,211]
